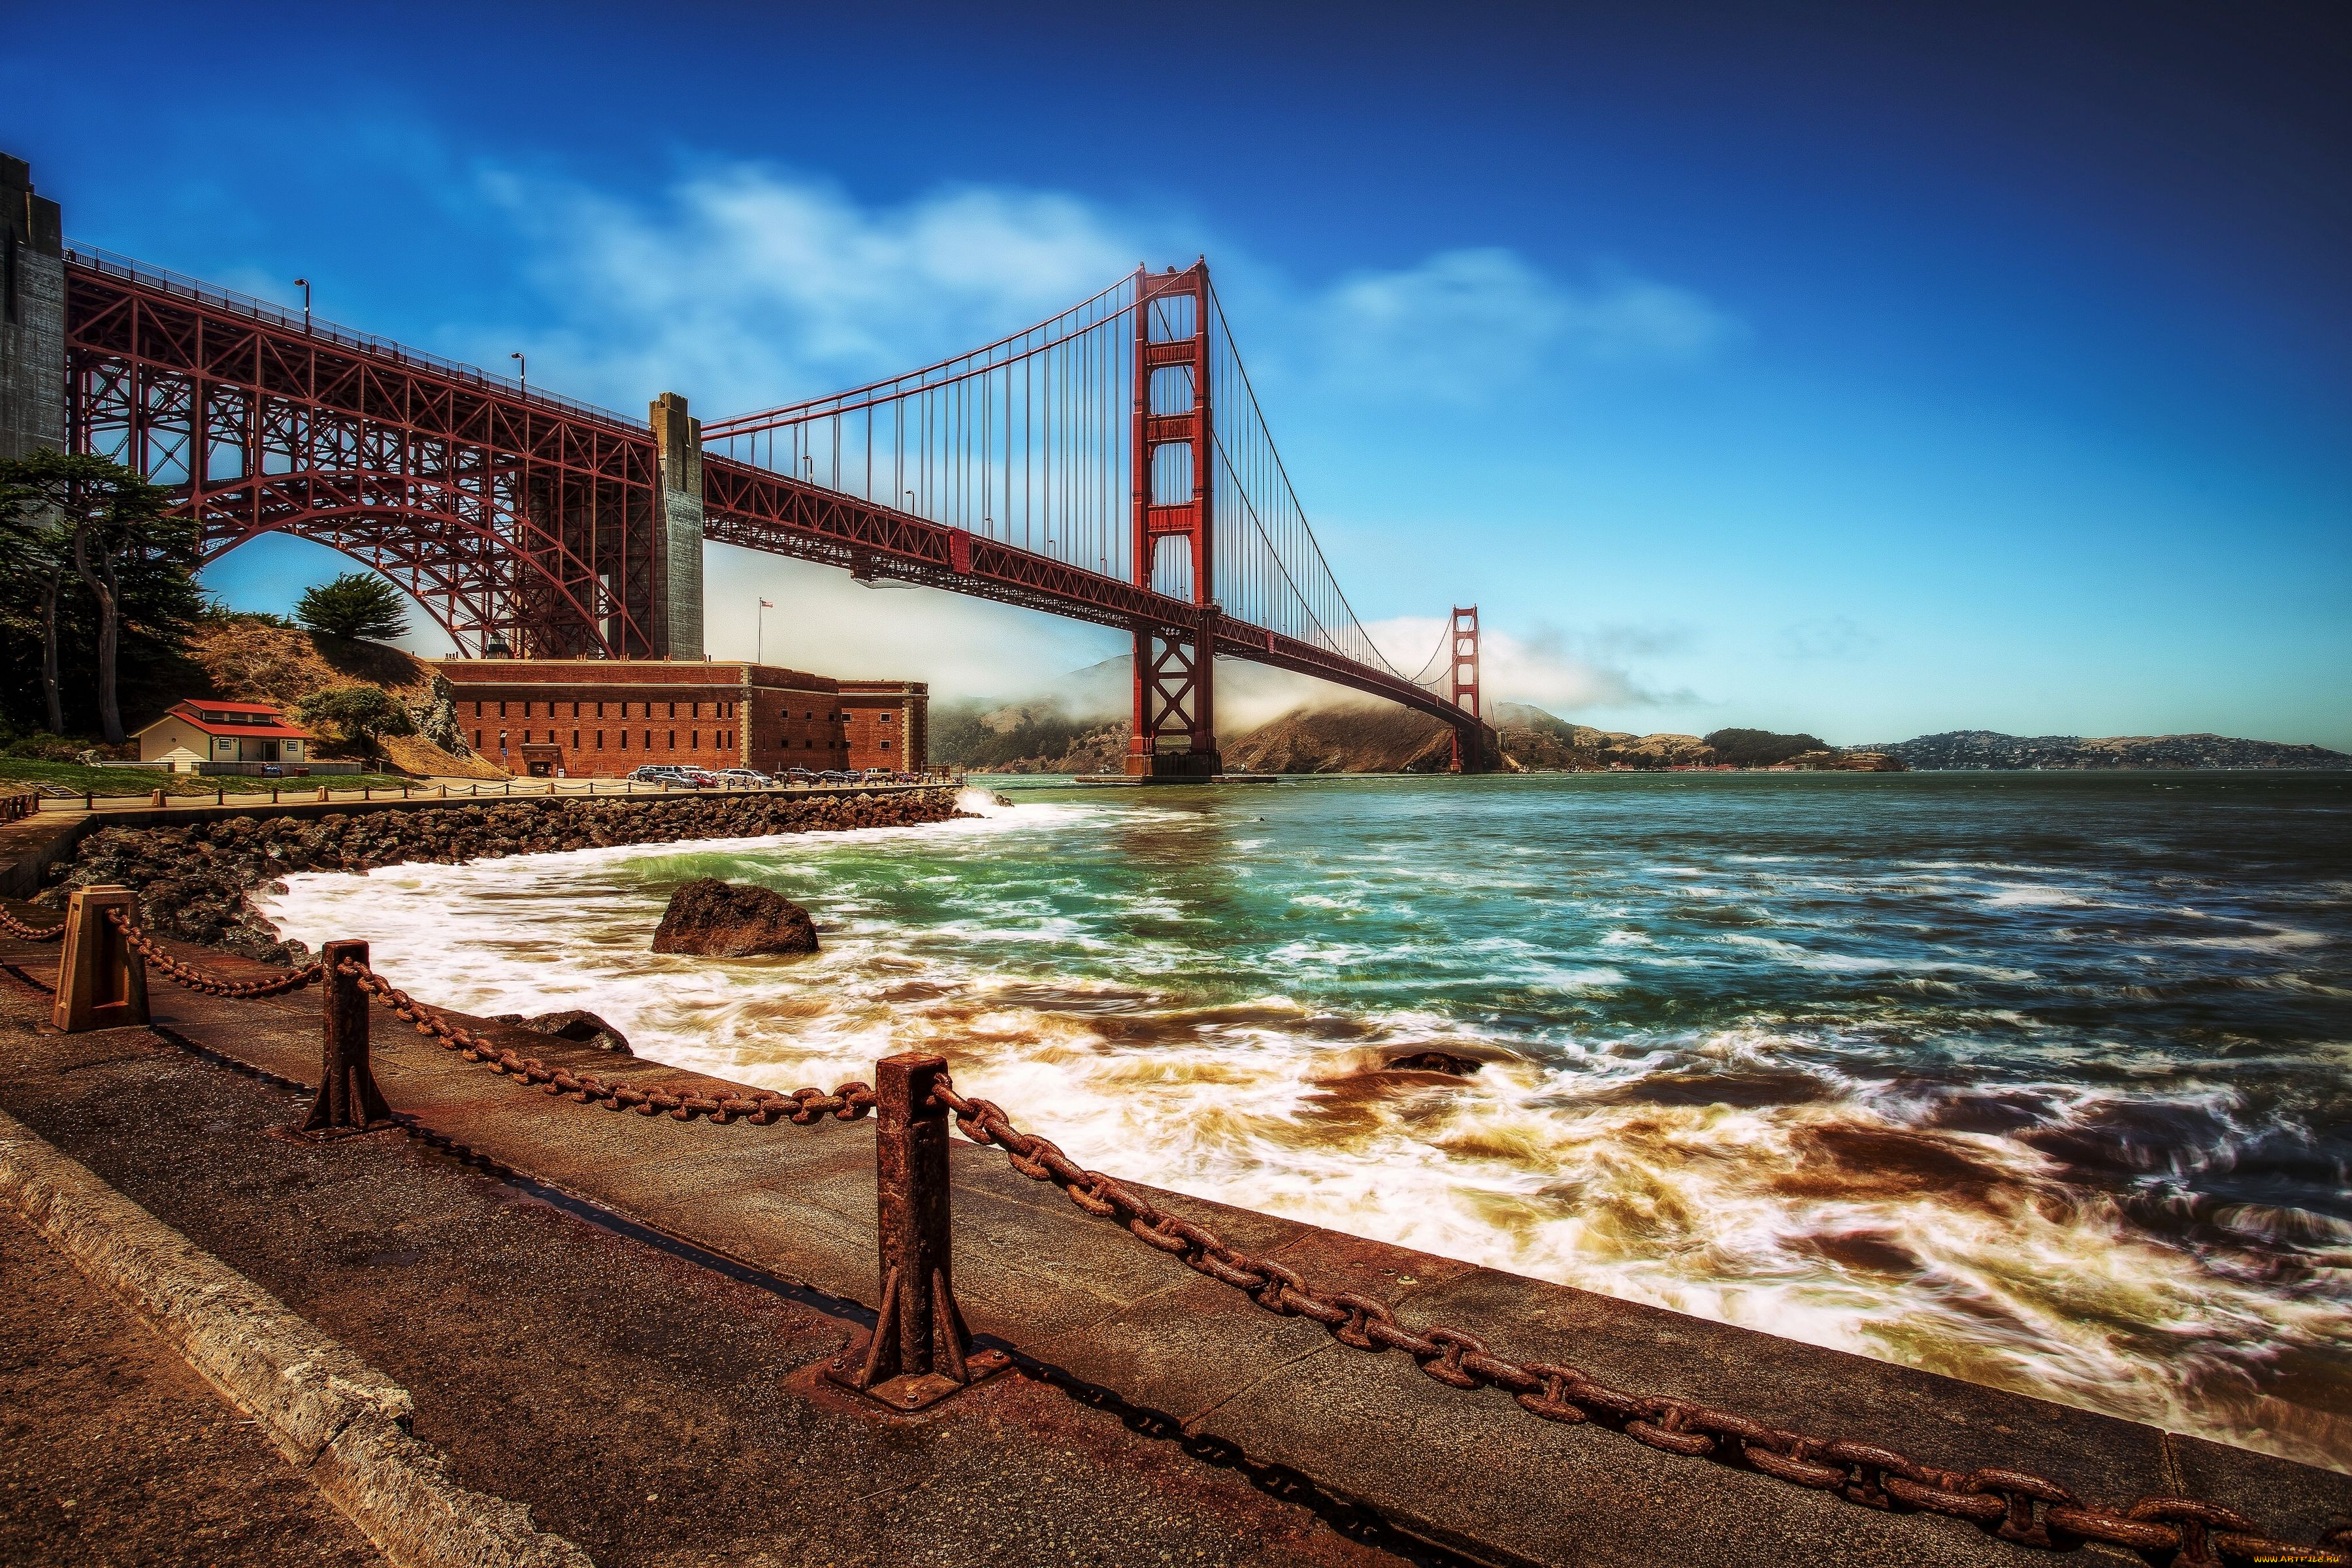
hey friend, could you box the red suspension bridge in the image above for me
[52,240,1497,774]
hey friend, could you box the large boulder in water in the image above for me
[651,877,818,958]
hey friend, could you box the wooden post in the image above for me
[50,886,148,1033]
[148,788,165,808]
[297,939,393,1138]
[826,1053,1009,1409]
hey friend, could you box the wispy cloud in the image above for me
[461,160,1740,419]
[1311,250,1745,402]
[1359,615,1678,713]
[1780,615,1880,661]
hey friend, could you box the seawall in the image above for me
[38,787,966,960]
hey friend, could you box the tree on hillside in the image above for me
[0,470,72,733]
[1703,728,1832,768]
[0,451,200,742]
[296,685,414,757]
[296,572,411,641]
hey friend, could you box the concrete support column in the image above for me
[648,391,706,661]
[1,154,67,460]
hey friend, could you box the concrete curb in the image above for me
[0,1105,593,1568]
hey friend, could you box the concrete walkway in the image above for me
[0,1201,387,1567]
[1,917,2345,1566]
[0,954,1438,1567]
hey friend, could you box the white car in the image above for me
[715,768,771,788]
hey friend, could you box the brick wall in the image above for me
[440,660,855,779]
[840,681,929,772]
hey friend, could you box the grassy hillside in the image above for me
[184,615,506,779]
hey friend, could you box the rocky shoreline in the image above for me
[40,789,967,962]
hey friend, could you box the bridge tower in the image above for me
[1126,262,1221,778]
[1448,605,1485,772]
[1,155,66,459]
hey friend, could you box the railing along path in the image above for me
[8,885,2343,1568]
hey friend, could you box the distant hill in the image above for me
[1224,706,1458,774]
[931,702,1126,774]
[935,699,2347,777]
[1862,730,2351,771]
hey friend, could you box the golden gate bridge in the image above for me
[59,244,1496,774]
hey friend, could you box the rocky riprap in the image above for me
[42,789,964,962]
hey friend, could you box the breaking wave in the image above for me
[256,771,2352,1470]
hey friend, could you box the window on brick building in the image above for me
[472,701,482,718]
[572,730,581,749]
[498,700,507,718]
[473,730,482,748]
[881,739,891,751]
[691,731,700,749]
[666,731,675,749]
[644,730,651,748]
[596,731,604,750]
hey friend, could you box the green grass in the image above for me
[0,758,419,797]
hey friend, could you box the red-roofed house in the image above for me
[135,700,318,774]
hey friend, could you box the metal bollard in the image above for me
[826,1053,1009,1409]
[297,939,393,1138]
[50,886,148,1033]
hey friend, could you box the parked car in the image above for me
[673,768,719,789]
[781,767,817,783]
[816,770,855,784]
[627,765,678,785]
[715,768,770,788]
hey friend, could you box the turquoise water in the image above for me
[259,772,2352,1468]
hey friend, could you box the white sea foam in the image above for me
[249,782,2352,1474]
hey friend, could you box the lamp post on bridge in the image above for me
[510,351,527,395]
[294,278,310,333]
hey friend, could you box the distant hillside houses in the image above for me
[1861,731,2351,771]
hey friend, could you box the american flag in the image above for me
[759,598,774,608]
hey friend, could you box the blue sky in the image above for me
[10,1,2347,744]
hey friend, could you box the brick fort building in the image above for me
[437,659,927,779]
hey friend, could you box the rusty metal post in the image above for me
[297,939,393,1138]
[826,1053,1009,1409]
[50,886,147,1032]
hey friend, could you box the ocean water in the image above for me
[255,772,2352,1469]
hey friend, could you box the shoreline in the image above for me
[5,919,2344,1564]
[34,787,970,962]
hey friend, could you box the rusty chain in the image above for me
[38,897,2343,1564]
[102,906,326,998]
[0,906,67,941]
[928,1076,2345,1568]
[336,960,876,1126]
